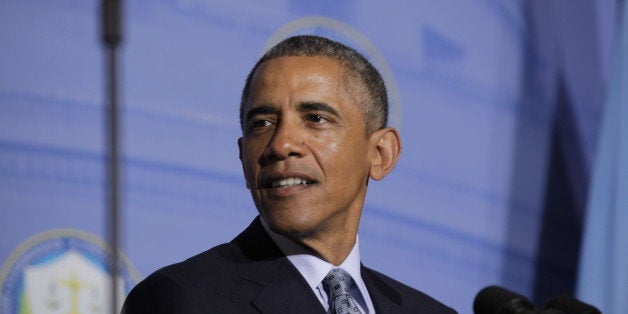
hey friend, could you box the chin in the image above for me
[264,212,318,238]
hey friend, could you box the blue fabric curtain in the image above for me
[576,2,628,313]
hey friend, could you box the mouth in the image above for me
[269,176,316,188]
[260,175,317,189]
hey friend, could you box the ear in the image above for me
[368,127,401,181]
[237,137,243,161]
[237,137,250,189]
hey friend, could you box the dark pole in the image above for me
[101,1,122,313]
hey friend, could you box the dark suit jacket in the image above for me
[122,217,456,313]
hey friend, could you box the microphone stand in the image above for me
[101,1,122,313]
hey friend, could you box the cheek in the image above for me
[326,138,340,154]
[309,133,341,159]
[310,133,369,173]
[241,144,262,176]
[319,135,339,153]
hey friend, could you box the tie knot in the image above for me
[323,268,354,298]
[322,268,363,313]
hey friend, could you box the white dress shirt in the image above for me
[261,218,376,313]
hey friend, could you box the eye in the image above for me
[306,114,329,124]
[246,119,273,133]
[252,119,271,127]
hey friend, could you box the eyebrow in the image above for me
[298,102,340,118]
[244,101,342,124]
[244,105,277,123]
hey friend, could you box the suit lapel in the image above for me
[232,217,326,314]
[250,261,326,314]
[362,266,403,314]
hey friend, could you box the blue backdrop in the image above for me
[0,1,620,313]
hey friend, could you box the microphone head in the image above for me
[543,295,601,314]
[473,286,535,314]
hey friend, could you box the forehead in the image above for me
[246,56,361,109]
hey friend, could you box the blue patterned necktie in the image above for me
[322,268,364,314]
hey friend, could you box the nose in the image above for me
[263,119,305,161]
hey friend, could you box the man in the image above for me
[123,35,456,313]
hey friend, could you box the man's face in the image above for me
[239,56,374,239]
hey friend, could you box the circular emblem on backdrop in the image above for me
[264,16,403,130]
[0,229,140,314]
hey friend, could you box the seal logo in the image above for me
[263,16,402,130]
[0,229,140,314]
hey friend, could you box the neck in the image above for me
[261,202,364,265]
[300,236,355,266]
[261,216,359,265]
[291,222,359,266]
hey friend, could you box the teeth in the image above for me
[271,177,311,188]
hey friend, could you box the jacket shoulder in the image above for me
[122,243,244,314]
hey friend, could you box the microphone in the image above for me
[474,286,536,314]
[542,295,601,314]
